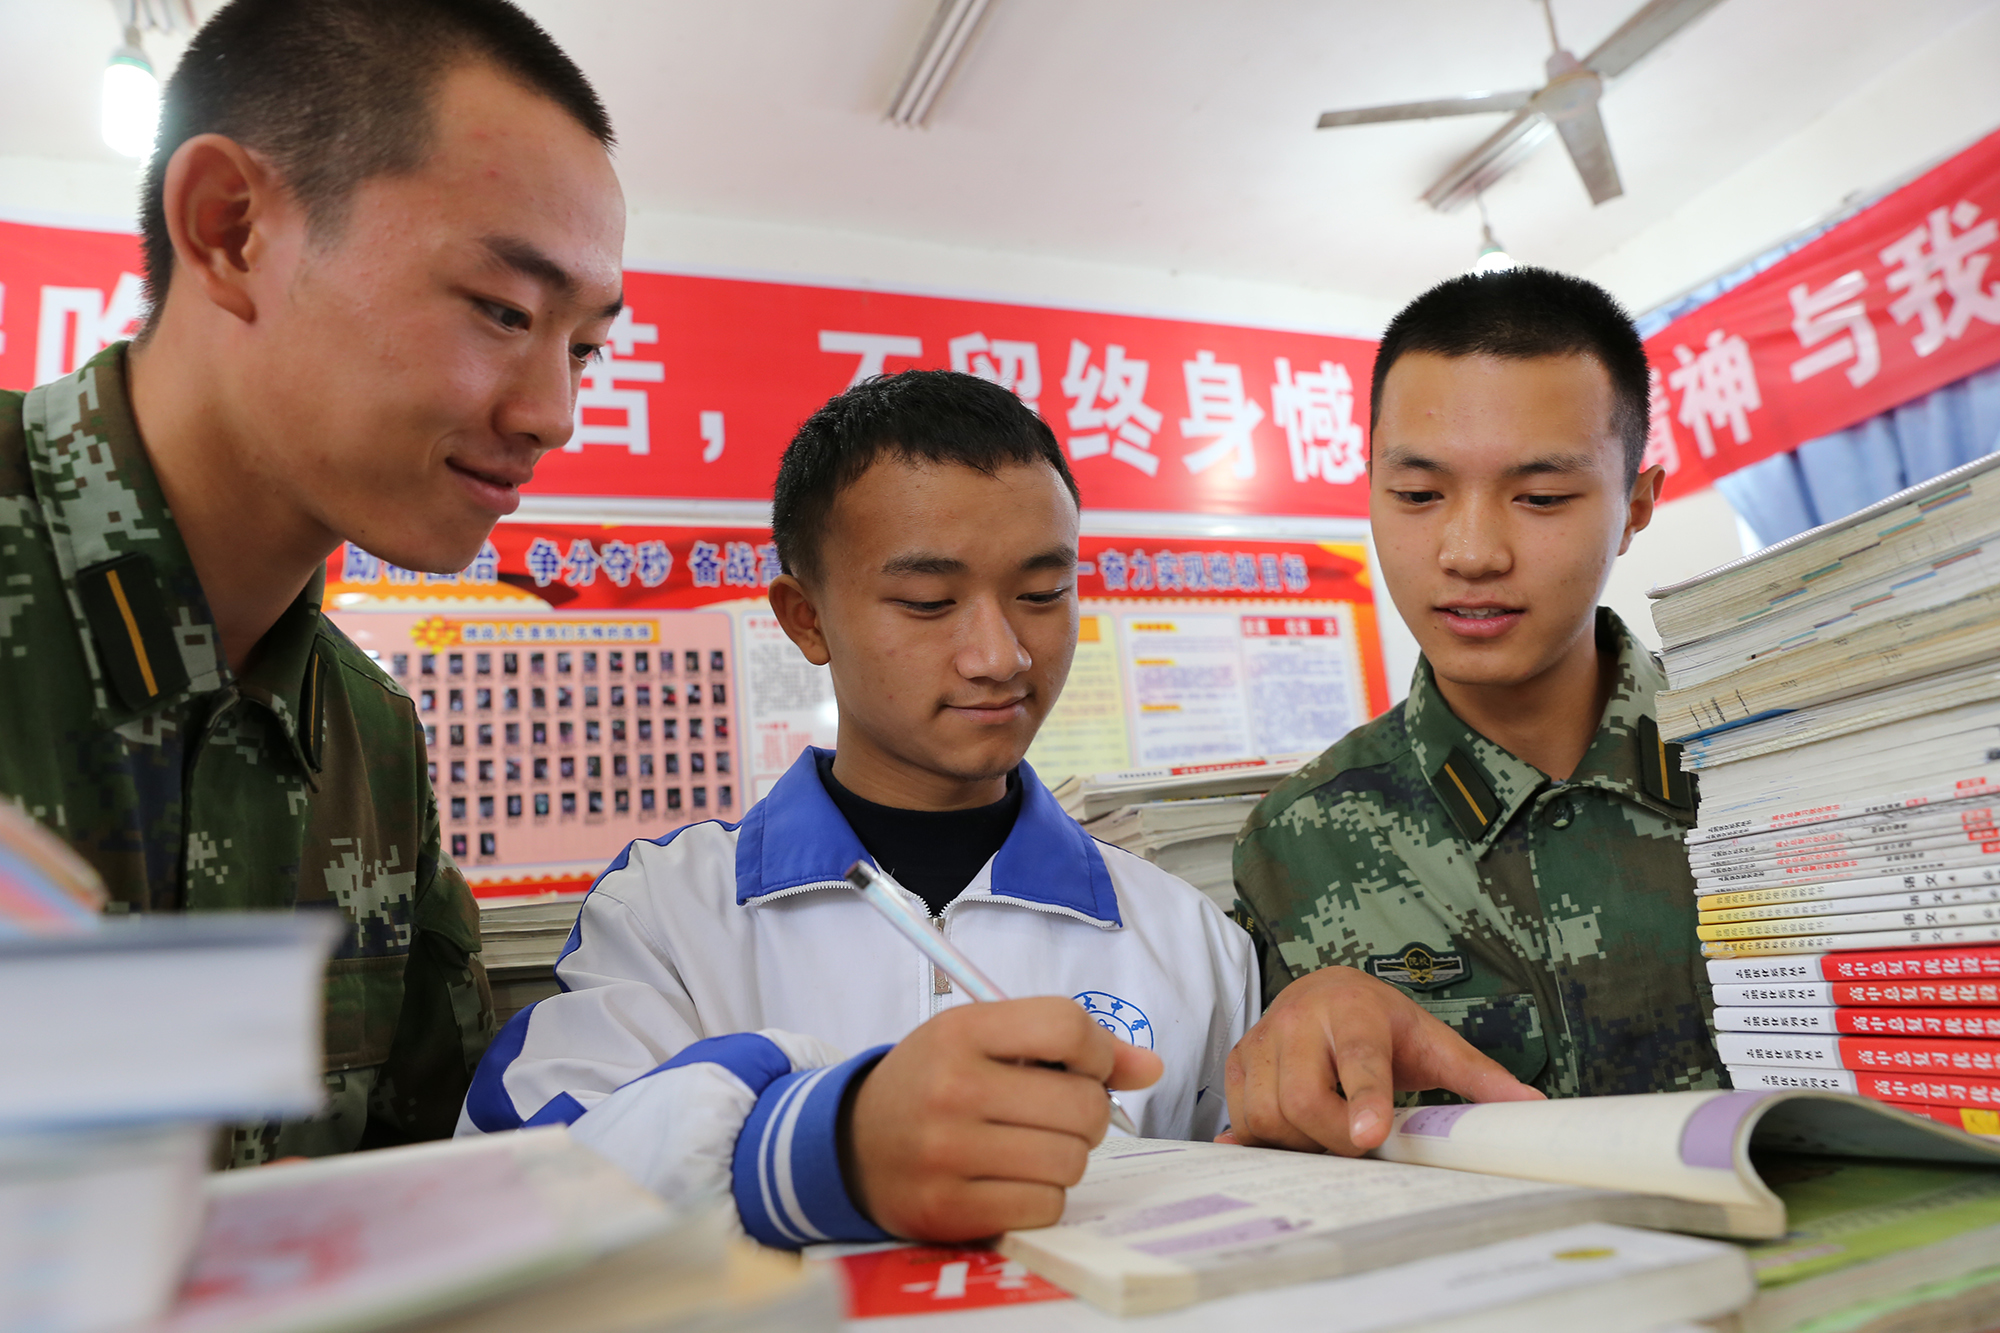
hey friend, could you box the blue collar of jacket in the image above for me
[733,747,1122,927]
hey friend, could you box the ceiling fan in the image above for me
[1316,0,1724,211]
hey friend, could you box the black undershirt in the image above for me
[816,752,1023,917]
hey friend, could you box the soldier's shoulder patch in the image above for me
[1431,747,1499,842]
[1368,941,1470,992]
[1636,715,1694,810]
[76,552,190,711]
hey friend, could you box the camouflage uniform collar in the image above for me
[1404,608,1693,853]
[21,343,326,774]
[235,567,333,777]
[1570,608,1696,824]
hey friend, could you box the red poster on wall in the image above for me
[0,215,1378,517]
[1642,127,2000,489]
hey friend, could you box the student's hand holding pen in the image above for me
[840,999,1163,1242]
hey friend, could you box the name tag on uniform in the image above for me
[1368,941,1469,991]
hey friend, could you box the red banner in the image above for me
[0,216,1378,516]
[325,527,1378,610]
[1642,127,2000,488]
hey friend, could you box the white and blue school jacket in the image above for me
[456,747,1258,1248]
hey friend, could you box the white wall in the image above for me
[620,209,1401,340]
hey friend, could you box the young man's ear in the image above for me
[767,574,832,667]
[1616,464,1667,557]
[159,133,287,326]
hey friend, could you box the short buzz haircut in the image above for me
[773,370,1081,586]
[139,0,613,333]
[1370,267,1652,481]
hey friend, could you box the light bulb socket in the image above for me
[111,25,152,71]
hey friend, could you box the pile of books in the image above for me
[479,892,587,1022]
[0,802,836,1333]
[0,803,341,1333]
[1648,454,2000,1131]
[1053,755,1313,913]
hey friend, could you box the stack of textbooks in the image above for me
[478,892,587,1023]
[0,803,341,1333]
[1648,454,2000,1132]
[1053,755,1313,913]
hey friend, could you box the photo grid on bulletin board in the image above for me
[332,609,742,899]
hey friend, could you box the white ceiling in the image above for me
[2,0,1995,310]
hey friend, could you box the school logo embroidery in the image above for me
[1074,991,1154,1049]
[1367,942,1469,992]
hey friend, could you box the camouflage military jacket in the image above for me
[1233,609,1720,1098]
[0,345,492,1162]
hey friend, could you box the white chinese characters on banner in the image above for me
[1881,200,2000,358]
[948,333,1042,408]
[1792,272,1880,386]
[36,272,145,385]
[1788,270,1880,388]
[1270,357,1365,485]
[568,306,665,455]
[819,330,923,388]
[1669,329,1762,458]
[1179,351,1265,479]
[1061,340,1165,475]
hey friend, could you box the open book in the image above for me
[998,1089,2000,1316]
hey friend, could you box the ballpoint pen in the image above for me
[844,859,1142,1136]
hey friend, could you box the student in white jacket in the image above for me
[460,370,1255,1246]
[459,369,1527,1246]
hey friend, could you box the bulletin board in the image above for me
[322,524,1385,898]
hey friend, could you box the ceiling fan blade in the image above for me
[1421,107,1555,212]
[1317,91,1534,129]
[1553,101,1624,204]
[1583,0,1727,80]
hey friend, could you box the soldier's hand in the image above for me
[1221,965,1541,1155]
[844,997,1163,1242]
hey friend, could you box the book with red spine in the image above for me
[1711,978,2000,1006]
[1706,943,2000,986]
[1713,1006,2000,1038]
[1724,1064,2000,1109]
[1716,1030,2000,1077]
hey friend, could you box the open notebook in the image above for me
[998,1089,2000,1315]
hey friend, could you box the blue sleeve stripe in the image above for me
[756,1067,831,1246]
[732,1046,892,1249]
[524,1091,587,1128]
[623,1032,795,1094]
[462,1003,539,1133]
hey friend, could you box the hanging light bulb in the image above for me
[102,25,161,159]
[1470,195,1515,275]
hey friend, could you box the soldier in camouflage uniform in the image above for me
[1235,607,1719,1099]
[1229,269,1721,1150]
[0,347,487,1161]
[0,0,626,1162]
